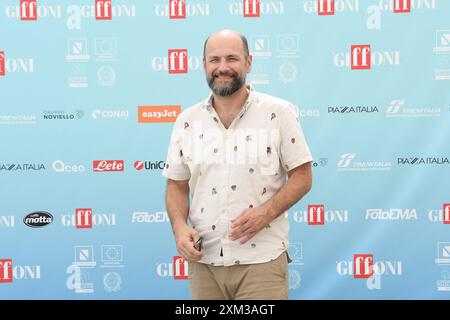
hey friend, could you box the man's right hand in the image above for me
[174,225,204,262]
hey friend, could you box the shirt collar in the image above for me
[204,84,256,116]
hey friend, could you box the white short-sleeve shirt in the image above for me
[162,85,313,266]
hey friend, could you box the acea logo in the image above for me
[337,254,402,290]
[53,160,85,173]
[23,211,53,228]
[156,256,189,280]
[292,205,349,225]
[428,204,450,224]
[0,259,41,283]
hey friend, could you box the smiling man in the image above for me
[162,29,313,300]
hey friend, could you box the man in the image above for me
[162,29,313,300]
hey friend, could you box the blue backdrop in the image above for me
[1,0,449,299]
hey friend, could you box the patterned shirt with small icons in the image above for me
[162,85,313,266]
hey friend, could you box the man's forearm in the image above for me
[166,180,190,234]
[262,163,312,220]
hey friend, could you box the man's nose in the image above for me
[217,59,231,72]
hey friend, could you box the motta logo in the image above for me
[93,160,124,172]
[95,0,112,20]
[0,259,13,283]
[393,0,410,13]
[170,0,186,18]
[138,105,180,123]
[444,204,450,224]
[307,205,325,225]
[351,45,371,70]
[23,211,53,228]
[20,0,37,20]
[168,49,188,74]
[318,0,334,15]
[76,208,92,228]
[353,254,373,279]
[134,161,165,171]
[244,0,260,17]
[0,51,5,76]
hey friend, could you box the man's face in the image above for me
[203,35,252,97]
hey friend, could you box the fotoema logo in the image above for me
[337,153,391,171]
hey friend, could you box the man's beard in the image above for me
[207,71,245,96]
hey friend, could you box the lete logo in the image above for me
[93,160,124,172]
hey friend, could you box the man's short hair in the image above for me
[203,31,249,59]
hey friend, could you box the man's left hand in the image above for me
[229,205,273,244]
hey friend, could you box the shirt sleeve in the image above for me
[278,104,313,171]
[161,114,191,181]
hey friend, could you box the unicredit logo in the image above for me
[93,160,124,172]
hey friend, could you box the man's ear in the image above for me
[246,54,253,73]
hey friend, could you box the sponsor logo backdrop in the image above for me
[0,0,449,299]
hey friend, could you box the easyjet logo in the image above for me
[138,105,180,123]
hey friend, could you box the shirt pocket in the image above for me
[258,146,280,176]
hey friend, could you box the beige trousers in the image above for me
[188,252,289,300]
